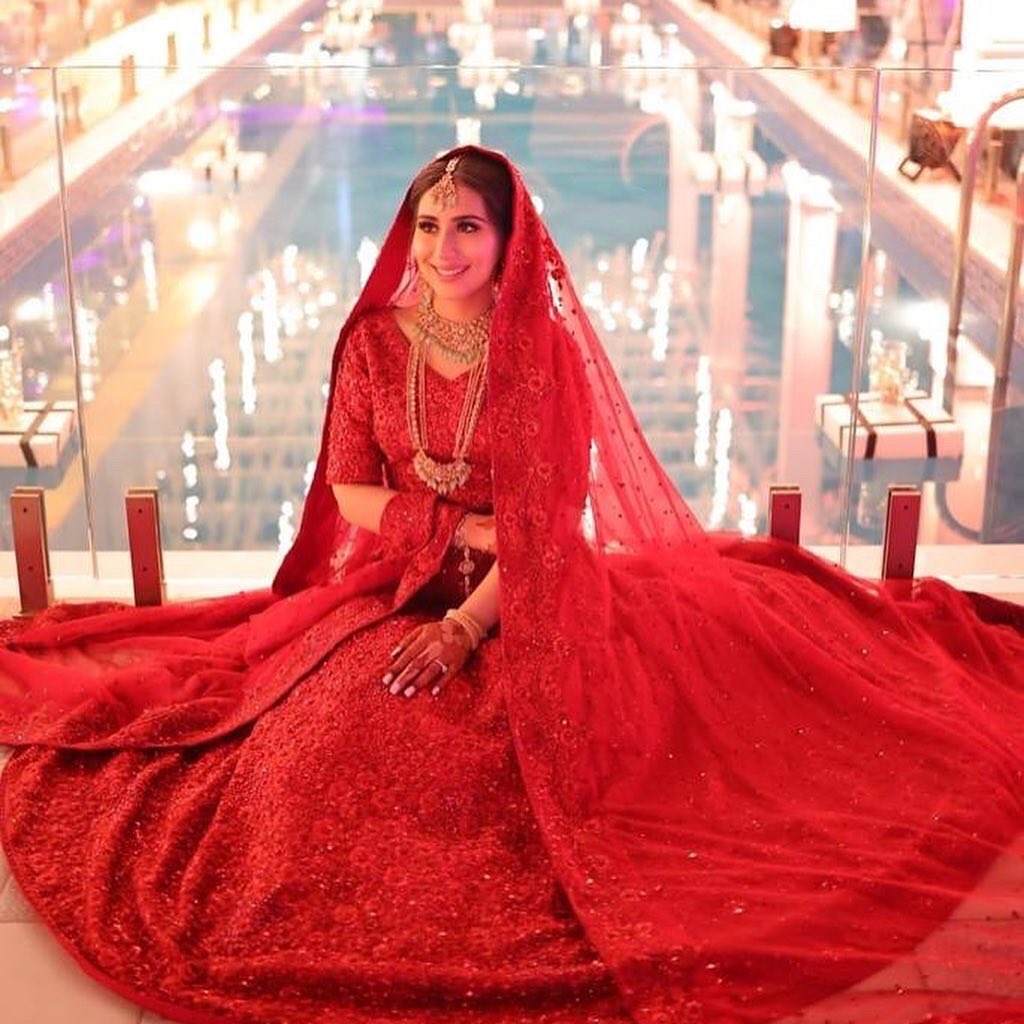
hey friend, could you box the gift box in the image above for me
[0,401,77,468]
[820,445,962,485]
[815,391,964,461]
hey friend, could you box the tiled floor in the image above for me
[0,923,141,1024]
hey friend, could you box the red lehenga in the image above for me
[1,147,1023,1024]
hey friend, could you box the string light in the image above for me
[209,358,231,471]
[708,408,733,529]
[278,500,296,552]
[694,355,712,469]
[141,240,158,312]
[260,269,282,363]
[238,311,257,415]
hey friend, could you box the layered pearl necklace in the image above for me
[406,291,491,496]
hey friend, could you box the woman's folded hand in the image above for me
[381,618,476,699]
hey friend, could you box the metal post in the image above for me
[943,87,1024,412]
[981,155,1024,540]
[125,488,167,606]
[51,68,99,578]
[0,121,14,181]
[881,485,921,594]
[10,487,53,615]
[768,485,802,545]
[120,54,136,102]
[995,155,1024,392]
[60,90,75,137]
[69,83,83,134]
[984,126,1004,201]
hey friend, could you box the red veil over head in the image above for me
[0,146,1022,1024]
[276,147,1024,1023]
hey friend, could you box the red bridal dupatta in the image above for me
[2,146,1024,1024]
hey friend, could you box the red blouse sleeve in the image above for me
[325,319,385,485]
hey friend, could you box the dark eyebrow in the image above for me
[416,214,487,223]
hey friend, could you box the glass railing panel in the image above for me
[640,0,882,551]
[0,65,91,572]
[664,64,873,550]
[5,0,1018,591]
[56,62,349,568]
[852,66,1024,581]
[30,56,879,578]
[651,0,1022,578]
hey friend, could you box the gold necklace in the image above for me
[416,290,491,365]
[406,333,489,496]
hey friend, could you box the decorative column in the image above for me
[664,59,701,298]
[707,85,758,385]
[776,162,840,528]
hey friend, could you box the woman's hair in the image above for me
[407,150,514,240]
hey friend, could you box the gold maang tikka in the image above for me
[432,157,461,209]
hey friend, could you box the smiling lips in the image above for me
[433,265,468,279]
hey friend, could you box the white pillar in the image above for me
[664,72,701,298]
[777,163,841,530]
[707,193,752,388]
[711,83,756,161]
[960,1,1024,50]
[707,84,757,391]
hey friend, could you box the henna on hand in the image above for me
[382,619,475,699]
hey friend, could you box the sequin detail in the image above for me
[0,307,628,1022]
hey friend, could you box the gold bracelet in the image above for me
[444,608,483,649]
[443,608,485,650]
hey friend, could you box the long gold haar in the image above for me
[407,292,490,496]
[406,333,489,496]
[405,155,491,495]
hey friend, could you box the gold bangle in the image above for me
[443,608,485,650]
[445,609,483,648]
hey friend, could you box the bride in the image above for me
[1,146,1022,1024]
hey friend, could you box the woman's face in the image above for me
[411,183,504,313]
